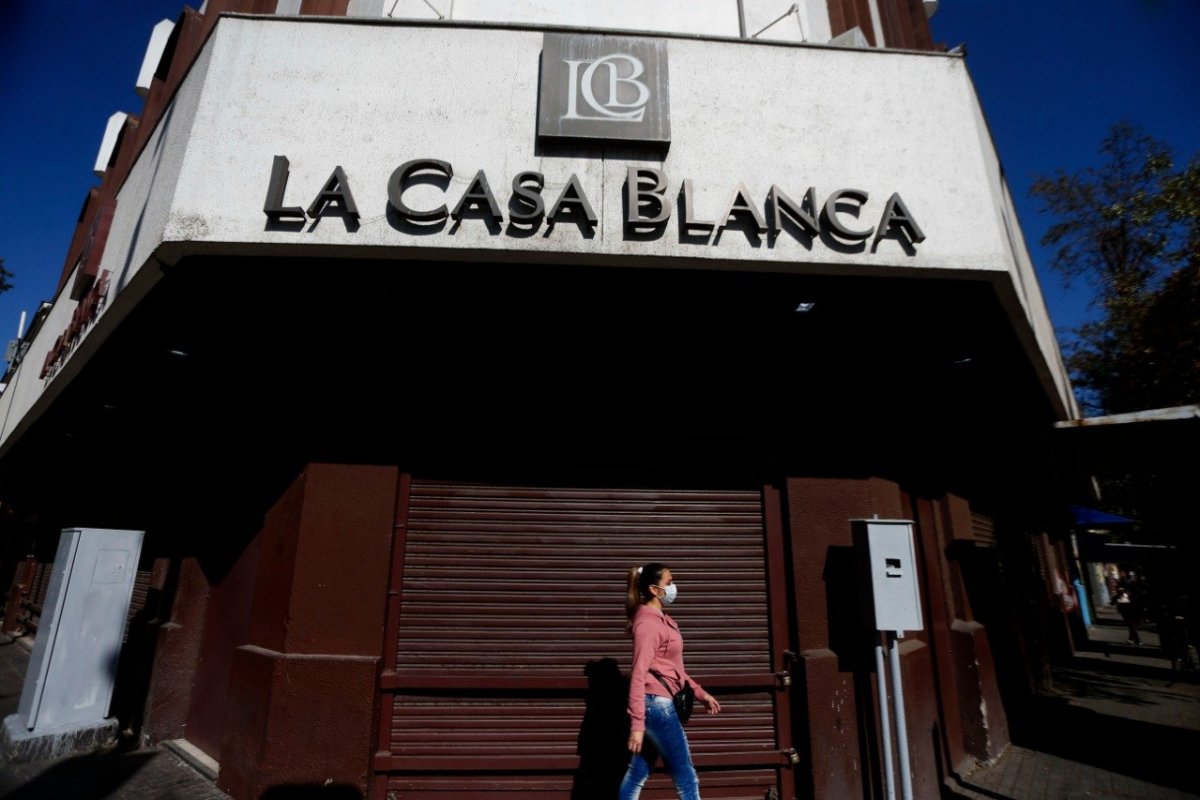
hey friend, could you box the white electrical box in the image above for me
[17,528,144,732]
[852,519,923,633]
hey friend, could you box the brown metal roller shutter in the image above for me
[375,478,795,799]
[396,485,769,676]
[122,568,153,643]
[21,561,51,632]
[970,513,997,548]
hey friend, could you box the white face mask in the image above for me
[655,583,678,606]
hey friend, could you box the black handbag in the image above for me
[649,668,695,724]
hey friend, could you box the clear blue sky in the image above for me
[930,1,1200,334]
[1,1,1198,355]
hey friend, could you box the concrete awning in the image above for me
[1053,405,1200,476]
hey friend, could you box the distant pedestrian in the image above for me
[1164,595,1196,671]
[1112,585,1141,645]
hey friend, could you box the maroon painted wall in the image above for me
[897,638,942,799]
[910,495,968,775]
[186,533,262,759]
[786,477,1012,798]
[940,496,1011,762]
[140,557,209,743]
[827,0,936,50]
[217,463,398,800]
[142,558,205,742]
[135,465,1014,799]
[787,476,906,799]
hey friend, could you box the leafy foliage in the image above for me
[1031,122,1200,415]
[0,258,11,295]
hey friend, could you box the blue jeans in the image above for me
[618,695,700,800]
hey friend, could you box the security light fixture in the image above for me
[794,302,815,313]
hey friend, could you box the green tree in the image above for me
[0,258,11,295]
[1031,122,1200,415]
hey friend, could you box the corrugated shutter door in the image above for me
[377,479,790,799]
[970,513,997,547]
[22,561,51,632]
[123,568,153,643]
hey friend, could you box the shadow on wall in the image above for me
[572,657,632,799]
[824,544,903,800]
[954,539,1042,736]
[109,581,167,747]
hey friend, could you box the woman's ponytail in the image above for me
[625,562,668,633]
[625,567,642,633]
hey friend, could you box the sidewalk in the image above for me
[946,618,1200,800]
[1,626,1197,799]
[0,635,228,800]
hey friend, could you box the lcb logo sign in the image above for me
[538,33,671,147]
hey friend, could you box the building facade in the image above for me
[0,1,1080,798]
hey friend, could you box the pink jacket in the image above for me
[627,604,708,732]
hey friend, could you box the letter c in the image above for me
[823,188,873,241]
[388,159,453,221]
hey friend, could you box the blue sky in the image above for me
[930,1,1200,333]
[1,1,1197,358]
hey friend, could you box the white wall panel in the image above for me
[165,20,1011,276]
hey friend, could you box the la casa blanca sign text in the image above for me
[264,157,927,249]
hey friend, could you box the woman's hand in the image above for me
[701,694,721,715]
[627,730,645,753]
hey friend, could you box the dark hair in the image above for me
[625,562,668,633]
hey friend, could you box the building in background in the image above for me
[0,1,1082,797]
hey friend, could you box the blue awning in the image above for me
[1071,505,1137,526]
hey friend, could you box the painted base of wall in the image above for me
[0,713,118,764]
[163,738,219,780]
[951,619,1011,761]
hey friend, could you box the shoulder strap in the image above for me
[648,668,680,693]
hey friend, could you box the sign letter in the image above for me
[264,156,306,221]
[388,159,453,222]
[823,189,873,241]
[625,167,671,225]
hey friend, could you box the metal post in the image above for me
[888,632,914,800]
[875,638,897,800]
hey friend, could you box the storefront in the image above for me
[0,2,1079,798]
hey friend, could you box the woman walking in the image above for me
[619,563,721,800]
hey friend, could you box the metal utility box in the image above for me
[852,519,923,633]
[16,528,144,731]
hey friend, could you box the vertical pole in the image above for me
[888,632,914,800]
[875,637,897,800]
[736,0,747,37]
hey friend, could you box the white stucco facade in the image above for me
[160,20,1002,271]
[0,13,1077,452]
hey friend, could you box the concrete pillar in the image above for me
[910,496,968,776]
[216,463,398,799]
[787,476,904,800]
[141,557,211,744]
[939,495,1010,762]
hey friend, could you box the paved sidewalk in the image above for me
[1,624,1197,799]
[0,635,228,800]
[946,619,1200,800]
